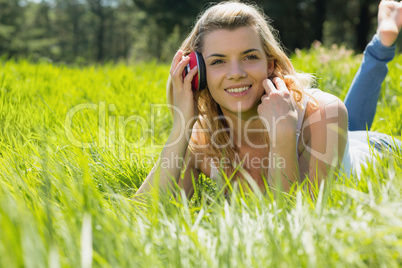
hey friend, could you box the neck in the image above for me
[220,105,268,148]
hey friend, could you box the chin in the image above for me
[223,102,259,116]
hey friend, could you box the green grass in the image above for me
[0,45,402,267]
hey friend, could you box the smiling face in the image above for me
[202,26,274,117]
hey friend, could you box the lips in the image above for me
[225,86,250,93]
[225,85,251,96]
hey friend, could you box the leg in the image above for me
[344,35,395,131]
[345,0,401,131]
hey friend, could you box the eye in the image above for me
[244,54,259,60]
[210,59,224,65]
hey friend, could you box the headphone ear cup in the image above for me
[195,52,207,90]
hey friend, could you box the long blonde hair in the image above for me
[167,1,314,174]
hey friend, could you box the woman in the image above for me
[137,0,402,197]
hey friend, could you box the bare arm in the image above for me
[267,136,299,192]
[298,94,349,189]
[178,147,200,199]
[136,50,200,197]
[136,125,193,196]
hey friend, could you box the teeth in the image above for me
[226,86,249,93]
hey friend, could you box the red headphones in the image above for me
[182,51,207,91]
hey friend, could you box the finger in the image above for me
[183,66,198,90]
[260,93,269,102]
[272,77,289,92]
[170,50,184,75]
[172,56,190,79]
[262,79,276,95]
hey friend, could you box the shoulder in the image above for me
[299,89,348,153]
[298,89,349,180]
[304,89,348,125]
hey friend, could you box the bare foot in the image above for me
[377,0,402,47]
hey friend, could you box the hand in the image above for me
[169,50,200,129]
[257,77,298,148]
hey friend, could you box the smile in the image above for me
[225,86,251,93]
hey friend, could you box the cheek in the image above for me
[208,87,220,102]
[250,64,269,79]
[205,68,213,85]
[206,68,224,87]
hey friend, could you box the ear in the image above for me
[267,60,275,77]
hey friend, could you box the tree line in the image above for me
[1,0,399,64]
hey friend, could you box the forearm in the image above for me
[136,125,190,196]
[268,143,299,192]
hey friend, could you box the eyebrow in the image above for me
[206,48,261,59]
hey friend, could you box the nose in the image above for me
[226,61,247,80]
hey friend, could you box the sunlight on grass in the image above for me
[0,50,402,266]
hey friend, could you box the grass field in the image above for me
[1,45,402,267]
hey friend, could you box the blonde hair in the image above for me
[167,1,314,175]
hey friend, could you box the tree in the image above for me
[0,0,24,57]
[0,0,395,62]
[87,0,116,61]
[313,0,327,43]
[53,0,87,60]
[356,0,377,51]
[133,0,211,59]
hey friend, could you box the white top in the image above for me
[342,130,400,178]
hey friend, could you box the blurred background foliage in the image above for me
[1,0,401,64]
